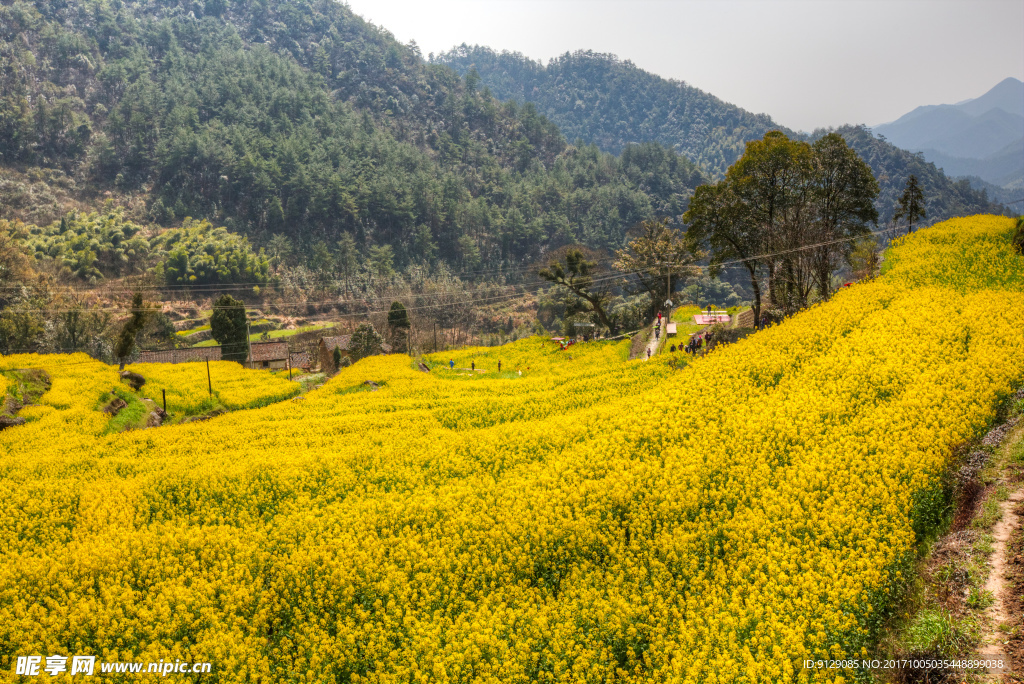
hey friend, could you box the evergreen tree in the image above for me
[350,322,384,361]
[387,301,410,330]
[113,292,152,369]
[210,294,248,364]
[894,174,926,234]
[387,301,411,353]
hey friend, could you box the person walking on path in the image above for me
[471,361,475,371]
[646,348,651,360]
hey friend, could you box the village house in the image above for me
[247,341,290,369]
[318,335,352,373]
[289,351,312,372]
[138,347,222,363]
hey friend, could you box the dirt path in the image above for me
[642,314,669,361]
[643,329,660,360]
[978,419,1024,679]
[979,489,1024,671]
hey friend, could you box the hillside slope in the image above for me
[437,45,1008,223]
[0,0,706,274]
[1,216,1022,681]
[434,45,791,177]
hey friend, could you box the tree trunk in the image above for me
[745,261,762,328]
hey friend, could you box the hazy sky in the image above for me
[342,0,1024,132]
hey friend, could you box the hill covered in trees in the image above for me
[436,46,1007,225]
[434,46,786,177]
[0,0,705,277]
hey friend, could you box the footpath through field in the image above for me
[642,311,670,360]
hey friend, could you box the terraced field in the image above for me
[1,215,1022,682]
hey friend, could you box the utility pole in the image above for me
[246,321,253,369]
[206,358,212,395]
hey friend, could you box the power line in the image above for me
[0,222,912,321]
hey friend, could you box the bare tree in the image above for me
[613,218,704,313]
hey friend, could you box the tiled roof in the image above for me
[289,351,312,368]
[138,347,222,363]
[248,341,289,362]
[321,335,352,351]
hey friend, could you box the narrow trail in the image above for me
[643,328,660,360]
[642,314,667,361]
[978,419,1024,680]
[979,489,1024,675]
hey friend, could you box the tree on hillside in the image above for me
[613,218,704,313]
[727,131,815,313]
[685,130,880,319]
[387,301,410,352]
[266,234,293,270]
[368,245,395,288]
[808,133,879,299]
[336,233,359,296]
[350,322,384,361]
[538,248,619,334]
[113,292,153,369]
[210,294,248,364]
[685,182,769,325]
[894,174,926,234]
[0,225,33,303]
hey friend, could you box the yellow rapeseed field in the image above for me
[125,361,301,413]
[1,215,1022,683]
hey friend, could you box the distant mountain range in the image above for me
[436,45,1007,223]
[873,78,1024,199]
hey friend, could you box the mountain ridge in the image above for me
[436,44,1008,223]
[872,78,1023,191]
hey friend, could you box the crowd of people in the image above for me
[670,334,709,355]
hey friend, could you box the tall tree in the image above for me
[538,248,619,334]
[685,183,768,325]
[210,294,249,364]
[387,301,411,353]
[894,174,926,234]
[113,292,153,369]
[613,218,704,313]
[350,322,384,361]
[808,133,879,299]
[336,233,359,296]
[685,130,880,320]
[730,131,814,312]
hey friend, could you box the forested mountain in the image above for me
[437,45,1007,224]
[435,46,787,177]
[0,0,705,277]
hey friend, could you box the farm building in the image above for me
[138,347,222,363]
[318,335,352,373]
[248,341,289,369]
[289,351,312,372]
